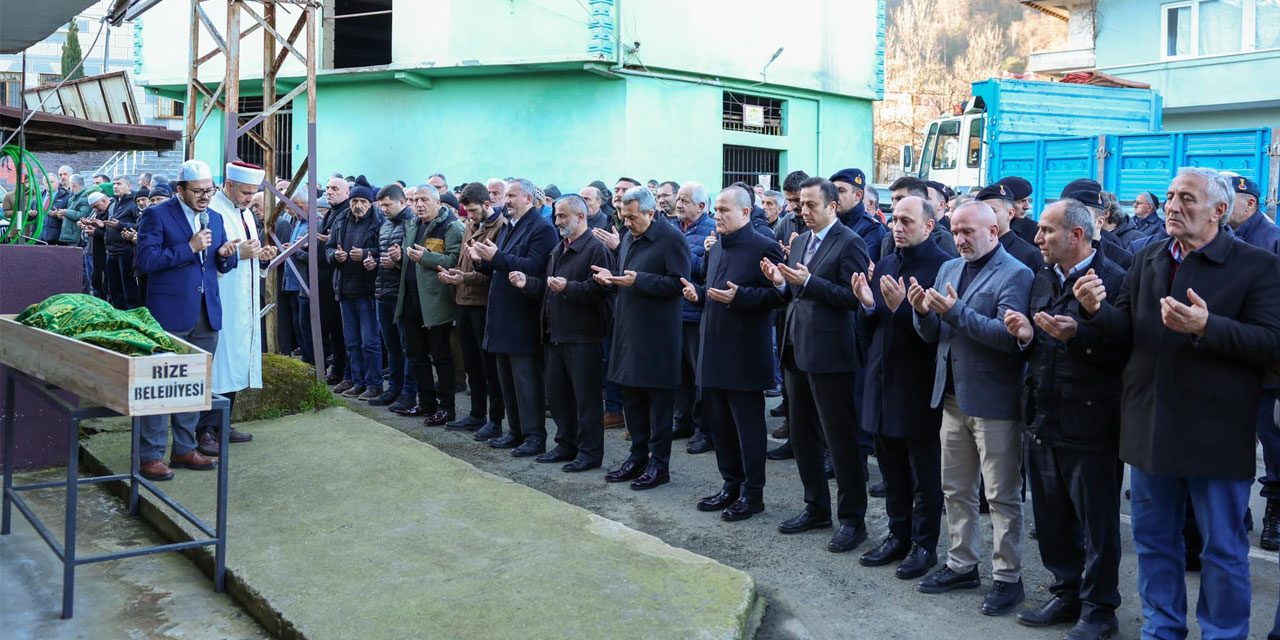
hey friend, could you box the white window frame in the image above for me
[1160,0,1275,60]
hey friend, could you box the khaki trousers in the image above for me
[940,394,1024,582]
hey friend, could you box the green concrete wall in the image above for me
[189,71,873,192]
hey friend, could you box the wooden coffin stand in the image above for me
[0,315,231,619]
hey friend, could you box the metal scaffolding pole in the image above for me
[183,0,325,381]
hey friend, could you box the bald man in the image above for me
[911,201,1034,617]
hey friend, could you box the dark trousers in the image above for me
[457,305,502,422]
[277,289,300,355]
[105,253,141,309]
[601,331,623,414]
[674,322,706,436]
[139,308,217,461]
[784,354,867,526]
[876,432,942,551]
[401,308,454,412]
[1027,439,1122,624]
[375,298,416,397]
[496,351,544,440]
[704,388,767,501]
[91,239,107,299]
[296,295,314,364]
[621,386,675,471]
[317,271,346,378]
[545,342,604,464]
[1258,393,1280,500]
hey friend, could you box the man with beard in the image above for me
[509,195,615,472]
[320,176,351,387]
[370,183,418,410]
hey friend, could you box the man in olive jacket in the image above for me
[1077,168,1280,640]
[395,183,465,426]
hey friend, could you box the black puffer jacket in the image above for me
[324,209,381,300]
[375,206,412,301]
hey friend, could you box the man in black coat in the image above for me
[1076,167,1280,640]
[763,177,871,553]
[104,176,141,309]
[851,196,950,580]
[681,187,786,521]
[471,178,559,457]
[998,176,1039,244]
[978,182,1044,272]
[1005,199,1127,640]
[319,177,350,385]
[324,184,383,398]
[595,186,690,490]
[510,195,615,472]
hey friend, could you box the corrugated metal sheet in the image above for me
[20,70,140,125]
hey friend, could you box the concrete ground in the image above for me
[78,409,761,640]
[0,468,269,640]
[340,391,1280,640]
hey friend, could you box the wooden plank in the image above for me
[0,316,211,416]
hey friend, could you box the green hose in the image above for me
[2,145,51,244]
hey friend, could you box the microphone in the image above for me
[198,210,209,262]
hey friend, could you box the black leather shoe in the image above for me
[488,433,523,449]
[686,434,714,455]
[827,524,867,553]
[895,544,937,580]
[630,465,669,491]
[918,565,981,594]
[697,489,739,512]
[671,423,696,439]
[1064,617,1119,640]
[769,403,787,417]
[1015,596,1081,627]
[859,536,910,566]
[771,421,789,439]
[721,497,764,521]
[367,391,398,406]
[393,404,430,417]
[535,446,575,463]
[511,438,546,457]
[605,459,648,483]
[766,441,794,460]
[778,507,833,534]
[446,415,486,431]
[473,421,501,441]
[1262,499,1280,551]
[868,480,888,498]
[561,458,600,473]
[981,579,1025,617]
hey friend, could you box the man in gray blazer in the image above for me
[909,201,1034,617]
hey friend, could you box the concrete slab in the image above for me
[0,469,269,640]
[80,408,762,640]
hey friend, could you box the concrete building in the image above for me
[1023,0,1280,130]
[135,0,884,188]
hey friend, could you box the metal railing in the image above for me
[94,150,142,179]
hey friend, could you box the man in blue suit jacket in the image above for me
[910,200,1033,616]
[134,159,239,481]
[471,178,559,457]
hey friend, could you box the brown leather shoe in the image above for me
[170,449,217,470]
[197,431,220,457]
[140,459,174,481]
[603,412,625,429]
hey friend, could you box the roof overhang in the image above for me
[0,105,181,152]
[1019,1,1071,22]
[0,0,98,54]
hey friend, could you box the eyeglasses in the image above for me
[182,187,219,197]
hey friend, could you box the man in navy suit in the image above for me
[470,178,559,457]
[764,177,872,553]
[910,200,1034,616]
[682,186,785,521]
[852,196,951,580]
[135,159,239,481]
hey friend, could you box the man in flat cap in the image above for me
[830,168,887,262]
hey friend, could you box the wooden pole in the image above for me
[262,1,279,353]
[183,0,200,159]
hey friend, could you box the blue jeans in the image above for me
[296,295,314,364]
[1130,467,1251,640]
[375,298,416,397]
[339,296,382,389]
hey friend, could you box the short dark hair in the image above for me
[888,176,930,200]
[646,179,659,187]
[377,184,405,201]
[616,176,640,188]
[659,180,680,193]
[782,170,810,193]
[799,177,838,207]
[458,182,490,207]
[93,173,110,183]
[730,181,756,206]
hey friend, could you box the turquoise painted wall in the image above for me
[1095,0,1280,128]
[188,71,874,194]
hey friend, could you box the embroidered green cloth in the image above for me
[16,294,177,356]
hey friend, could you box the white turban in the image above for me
[225,161,265,186]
